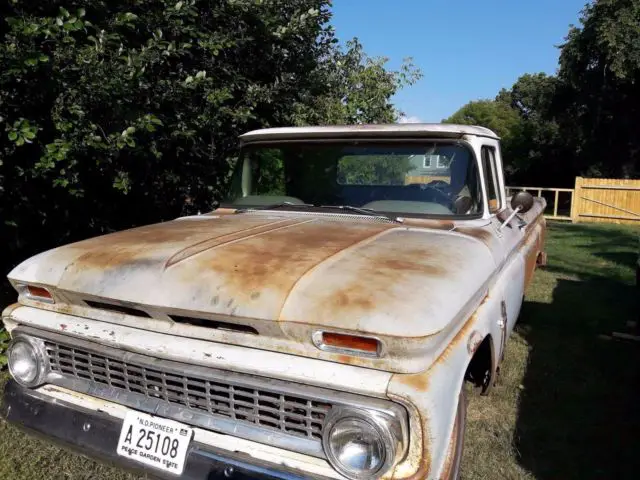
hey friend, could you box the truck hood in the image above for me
[9,212,495,339]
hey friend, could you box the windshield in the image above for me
[224,141,483,217]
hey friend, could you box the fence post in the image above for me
[571,176,582,223]
[554,190,559,218]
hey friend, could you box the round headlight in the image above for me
[8,336,47,388]
[323,409,400,480]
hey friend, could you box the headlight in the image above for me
[7,336,48,388]
[323,408,403,480]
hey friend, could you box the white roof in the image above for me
[239,123,499,143]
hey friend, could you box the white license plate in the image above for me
[117,411,193,475]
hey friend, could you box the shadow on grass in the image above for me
[515,224,640,479]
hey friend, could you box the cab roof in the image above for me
[239,123,500,144]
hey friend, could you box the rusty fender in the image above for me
[386,295,495,480]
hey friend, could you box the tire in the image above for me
[441,387,467,480]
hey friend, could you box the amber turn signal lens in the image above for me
[25,285,54,302]
[321,332,380,354]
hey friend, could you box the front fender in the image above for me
[386,293,502,479]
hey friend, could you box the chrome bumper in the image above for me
[0,380,333,480]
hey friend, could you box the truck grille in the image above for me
[44,341,330,440]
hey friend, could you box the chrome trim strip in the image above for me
[15,326,408,461]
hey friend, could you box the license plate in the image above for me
[117,411,193,475]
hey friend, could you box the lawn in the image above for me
[1,222,638,480]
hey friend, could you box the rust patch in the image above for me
[212,208,236,215]
[185,221,395,306]
[164,218,298,268]
[61,215,292,272]
[398,371,430,392]
[398,411,432,480]
[393,299,486,479]
[519,218,545,290]
[439,407,460,480]
[336,354,353,365]
[400,218,455,231]
[326,248,447,316]
[467,330,484,355]
[454,226,493,245]
[394,294,487,391]
[53,303,74,316]
[435,310,480,366]
[524,248,538,289]
[59,323,67,330]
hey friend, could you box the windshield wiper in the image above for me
[236,202,401,223]
[318,205,402,223]
[235,202,314,213]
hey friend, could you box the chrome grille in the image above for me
[44,341,330,440]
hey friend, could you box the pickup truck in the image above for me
[1,124,546,480]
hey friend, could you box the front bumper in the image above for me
[1,380,333,480]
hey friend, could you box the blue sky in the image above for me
[331,0,588,123]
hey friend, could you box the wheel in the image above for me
[441,386,467,480]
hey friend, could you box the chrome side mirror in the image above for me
[499,191,534,231]
[510,191,534,214]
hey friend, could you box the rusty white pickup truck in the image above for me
[1,124,546,480]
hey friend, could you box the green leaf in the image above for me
[15,137,25,146]
[24,58,38,66]
[39,54,49,63]
[8,131,18,141]
[77,8,86,18]
[23,131,36,140]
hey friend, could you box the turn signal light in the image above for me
[17,284,55,303]
[314,331,381,357]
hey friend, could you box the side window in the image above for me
[481,146,501,213]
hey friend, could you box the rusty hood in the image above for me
[9,213,495,339]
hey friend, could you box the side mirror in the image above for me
[499,191,534,231]
[511,191,534,214]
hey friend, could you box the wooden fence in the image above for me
[507,177,640,225]
[506,186,574,221]
[571,177,640,225]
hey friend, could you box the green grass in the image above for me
[461,221,640,480]
[1,222,638,479]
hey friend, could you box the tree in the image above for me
[299,38,421,125]
[0,0,421,297]
[443,1,640,186]
[558,0,640,178]
[442,99,526,178]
